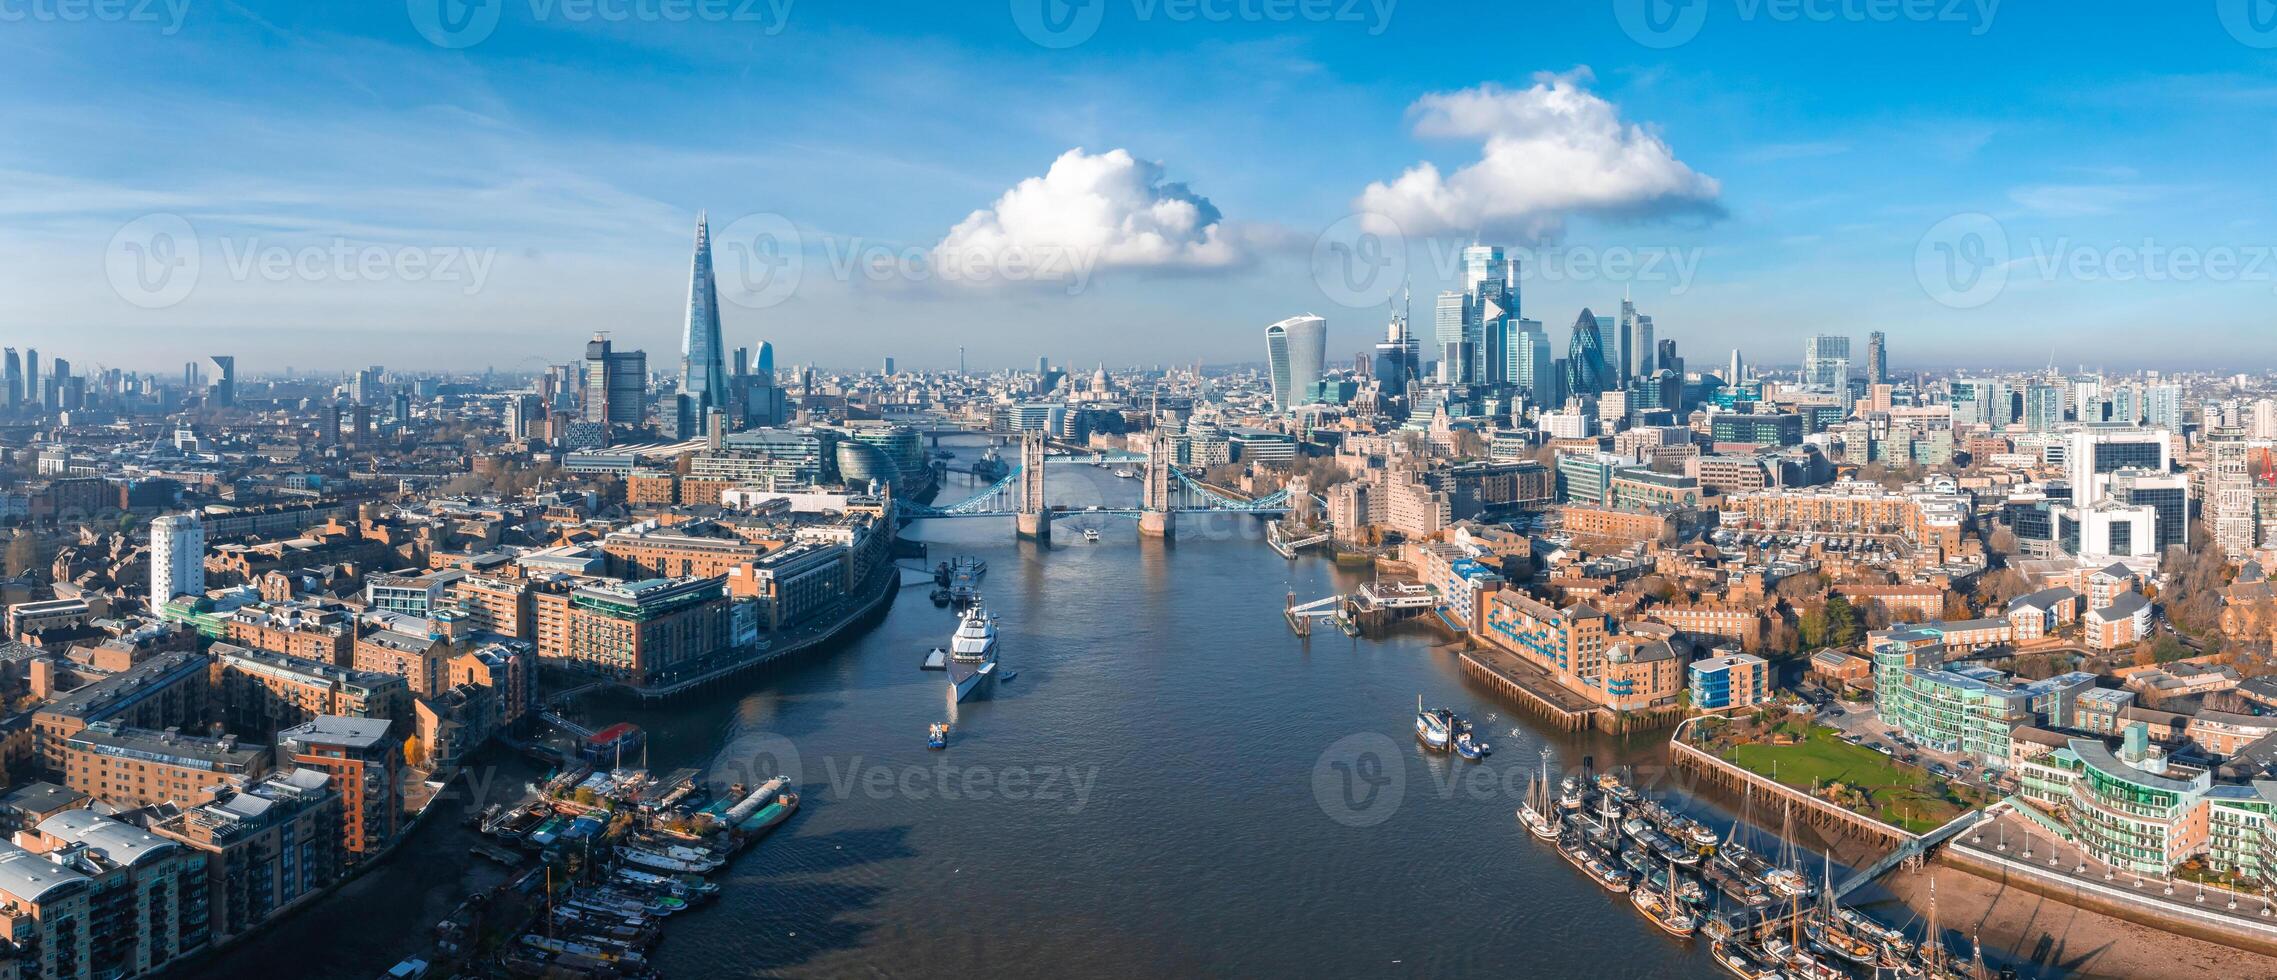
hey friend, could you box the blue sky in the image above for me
[5,1,2275,376]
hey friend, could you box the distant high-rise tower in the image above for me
[1433,290,1469,383]
[2,349,18,410]
[756,341,775,377]
[1618,291,1652,381]
[1728,350,1744,385]
[584,333,648,428]
[678,212,730,437]
[208,355,236,407]
[882,356,895,377]
[23,349,37,413]
[1565,308,1612,397]
[1265,314,1328,411]
[150,513,205,603]
[1514,319,1554,400]
[1865,331,1887,386]
[1804,335,1851,388]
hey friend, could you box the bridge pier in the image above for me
[1017,511,1052,542]
[1138,510,1174,539]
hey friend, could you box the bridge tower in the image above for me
[1016,428,1051,541]
[1139,434,1175,539]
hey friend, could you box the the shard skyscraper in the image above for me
[678,211,730,437]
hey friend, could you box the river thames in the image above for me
[189,440,2065,979]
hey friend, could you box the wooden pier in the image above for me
[1458,647,1597,732]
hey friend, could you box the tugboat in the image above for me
[945,603,1000,703]
[1414,697,1453,752]
[927,723,949,750]
[1454,729,1489,760]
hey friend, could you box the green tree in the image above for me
[1825,595,1861,648]
[4,533,43,578]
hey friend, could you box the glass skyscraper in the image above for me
[679,212,730,437]
[1265,314,1327,411]
[1565,308,1612,397]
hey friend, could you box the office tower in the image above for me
[583,334,648,428]
[391,391,412,425]
[2068,426,2173,504]
[1506,318,1552,400]
[678,211,730,437]
[23,349,36,413]
[2,349,16,410]
[1865,331,1887,385]
[757,341,776,377]
[2024,384,2064,432]
[1635,313,1656,377]
[882,356,895,377]
[150,513,205,602]
[1433,291,1469,383]
[733,347,749,380]
[1036,355,1050,376]
[2111,469,2190,551]
[1565,308,1612,397]
[2143,384,2184,432]
[1727,350,1743,385]
[208,355,236,407]
[1617,291,1651,381]
[1803,335,1850,388]
[1459,245,1518,385]
[1373,304,1414,395]
[352,367,383,405]
[1265,314,1327,411]
[2208,439,2263,557]
[1656,338,1680,379]
[958,346,966,376]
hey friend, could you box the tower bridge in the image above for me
[897,429,1321,540]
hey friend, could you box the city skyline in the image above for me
[8,5,2277,371]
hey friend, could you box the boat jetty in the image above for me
[1515,758,1983,979]
[454,763,799,978]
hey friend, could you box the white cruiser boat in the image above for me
[946,603,1000,703]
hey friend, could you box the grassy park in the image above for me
[1708,723,1981,833]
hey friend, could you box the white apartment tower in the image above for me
[150,513,205,603]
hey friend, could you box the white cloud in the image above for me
[1356,69,1723,241]
[933,148,1241,285]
